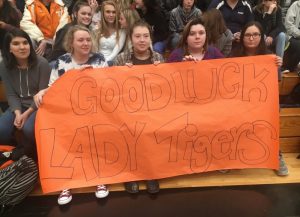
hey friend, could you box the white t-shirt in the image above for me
[98,29,126,62]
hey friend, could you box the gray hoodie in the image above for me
[0,56,51,112]
[285,0,300,39]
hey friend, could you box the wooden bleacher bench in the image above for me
[279,71,300,96]
[280,108,300,153]
[30,108,300,196]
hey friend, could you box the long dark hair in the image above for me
[2,29,37,69]
[71,0,92,26]
[0,0,20,27]
[231,21,268,57]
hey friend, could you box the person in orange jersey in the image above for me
[20,0,69,58]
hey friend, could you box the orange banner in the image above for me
[35,55,279,193]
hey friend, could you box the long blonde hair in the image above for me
[121,7,140,48]
[98,1,120,41]
[121,7,140,32]
[116,0,132,11]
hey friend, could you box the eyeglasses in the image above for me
[244,33,261,39]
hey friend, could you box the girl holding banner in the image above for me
[230,21,288,176]
[167,17,224,63]
[34,25,109,205]
[114,20,164,194]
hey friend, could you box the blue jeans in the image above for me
[269,32,286,80]
[274,32,286,59]
[0,108,37,159]
[283,37,300,72]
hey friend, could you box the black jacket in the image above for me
[253,6,286,38]
[137,8,169,43]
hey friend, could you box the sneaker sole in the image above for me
[95,191,109,199]
[277,171,289,176]
[147,189,160,194]
[58,195,72,205]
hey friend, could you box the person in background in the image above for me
[97,0,126,64]
[20,0,70,58]
[0,29,51,162]
[169,0,202,50]
[119,7,141,31]
[15,0,25,13]
[202,8,233,57]
[253,0,286,70]
[34,25,109,205]
[119,7,141,51]
[62,0,74,15]
[49,0,94,61]
[0,0,22,56]
[208,0,253,45]
[135,0,169,54]
[231,21,279,57]
[90,0,102,31]
[280,0,297,22]
[283,0,300,74]
[248,0,259,7]
[230,21,288,176]
[114,20,164,194]
[160,0,180,25]
[167,17,224,63]
[195,0,213,11]
[116,0,133,10]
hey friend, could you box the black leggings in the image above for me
[283,37,300,72]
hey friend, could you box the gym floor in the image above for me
[2,183,300,217]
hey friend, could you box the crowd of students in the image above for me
[0,0,299,206]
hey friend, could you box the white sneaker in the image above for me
[95,185,109,198]
[57,189,72,205]
[281,69,290,74]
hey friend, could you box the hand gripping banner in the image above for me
[35,55,279,193]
